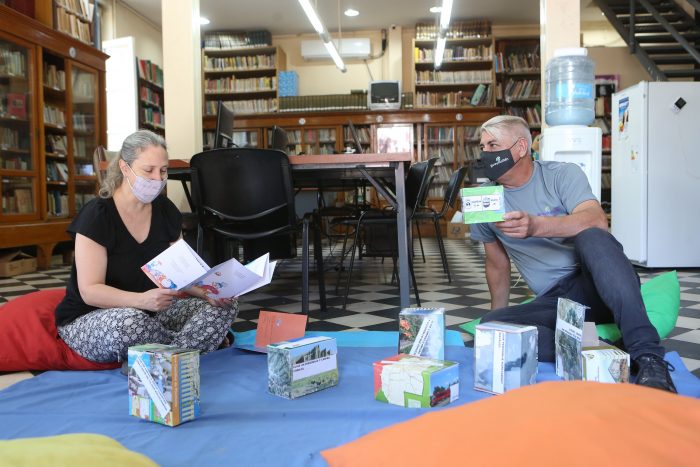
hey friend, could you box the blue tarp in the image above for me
[0,330,698,466]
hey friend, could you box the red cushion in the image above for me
[0,289,120,371]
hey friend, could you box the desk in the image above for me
[138,152,414,310]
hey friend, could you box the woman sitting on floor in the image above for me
[54,129,238,363]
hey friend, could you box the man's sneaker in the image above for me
[634,354,677,394]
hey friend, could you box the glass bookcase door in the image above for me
[233,129,258,148]
[424,125,455,199]
[0,34,37,219]
[299,127,336,155]
[459,125,481,184]
[70,64,98,214]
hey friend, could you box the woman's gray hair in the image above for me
[99,129,167,198]
[480,115,532,154]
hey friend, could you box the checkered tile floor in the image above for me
[2,237,700,386]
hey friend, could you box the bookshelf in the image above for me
[413,19,495,109]
[494,37,541,138]
[53,0,94,45]
[593,75,618,213]
[137,58,165,136]
[0,5,107,267]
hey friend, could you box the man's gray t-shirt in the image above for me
[470,160,597,295]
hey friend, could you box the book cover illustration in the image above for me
[555,298,588,381]
[460,185,505,224]
[142,238,276,299]
[398,307,445,360]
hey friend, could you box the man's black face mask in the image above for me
[479,139,520,181]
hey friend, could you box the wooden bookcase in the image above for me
[0,5,107,267]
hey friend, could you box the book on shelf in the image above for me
[6,93,26,119]
[142,238,276,299]
[14,188,33,214]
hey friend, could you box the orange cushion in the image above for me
[322,381,700,466]
[0,289,120,372]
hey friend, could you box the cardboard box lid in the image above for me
[0,251,34,263]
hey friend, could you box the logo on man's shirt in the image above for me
[538,206,567,217]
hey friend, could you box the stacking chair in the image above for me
[412,166,469,283]
[189,147,325,314]
[339,157,438,310]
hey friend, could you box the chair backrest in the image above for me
[189,148,296,230]
[405,157,438,216]
[439,165,469,217]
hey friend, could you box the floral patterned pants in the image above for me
[58,297,239,362]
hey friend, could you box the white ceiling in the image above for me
[120,0,606,35]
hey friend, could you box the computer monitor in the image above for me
[347,120,364,154]
[270,125,288,152]
[214,101,235,149]
[368,80,401,110]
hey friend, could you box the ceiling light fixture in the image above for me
[344,8,359,17]
[298,0,347,72]
[434,0,453,69]
[199,17,210,25]
[429,6,442,13]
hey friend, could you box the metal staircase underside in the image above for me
[594,0,700,80]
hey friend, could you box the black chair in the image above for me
[189,147,325,314]
[339,157,438,310]
[414,173,436,263]
[413,166,469,283]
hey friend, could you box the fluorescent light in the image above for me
[199,17,210,25]
[435,36,446,68]
[429,6,442,13]
[439,0,453,29]
[324,40,347,72]
[298,0,325,34]
[344,8,359,17]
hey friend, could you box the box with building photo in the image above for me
[398,307,445,360]
[127,344,200,427]
[373,354,459,408]
[474,321,538,394]
[267,336,339,399]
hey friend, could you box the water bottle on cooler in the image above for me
[545,47,595,126]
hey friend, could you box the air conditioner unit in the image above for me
[301,38,371,60]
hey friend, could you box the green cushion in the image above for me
[459,270,680,341]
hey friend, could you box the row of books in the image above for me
[202,31,272,50]
[140,86,162,108]
[416,86,492,108]
[44,105,66,127]
[1,127,29,151]
[46,134,68,155]
[203,99,278,115]
[278,94,367,112]
[140,107,164,128]
[44,64,66,90]
[464,143,480,161]
[416,70,492,85]
[46,161,70,182]
[73,113,94,132]
[414,45,492,63]
[204,76,277,94]
[432,146,455,164]
[137,59,164,88]
[47,190,69,217]
[2,157,30,170]
[204,55,277,72]
[73,74,95,99]
[0,48,26,77]
[505,105,542,127]
[343,126,371,143]
[56,0,93,21]
[470,83,493,106]
[494,52,540,73]
[463,126,480,140]
[73,137,93,159]
[55,6,92,45]
[502,79,540,101]
[427,127,455,142]
[2,187,33,214]
[415,19,491,40]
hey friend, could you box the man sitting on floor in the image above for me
[470,115,676,393]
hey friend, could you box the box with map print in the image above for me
[373,354,459,408]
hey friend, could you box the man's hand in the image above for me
[495,211,536,239]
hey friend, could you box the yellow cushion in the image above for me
[322,381,700,466]
[0,433,157,467]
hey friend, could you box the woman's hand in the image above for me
[140,288,181,312]
[184,286,236,308]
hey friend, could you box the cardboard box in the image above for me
[267,336,339,399]
[128,344,200,427]
[460,185,506,224]
[474,321,538,394]
[446,222,470,239]
[0,251,37,277]
[555,298,631,383]
[373,354,459,408]
[398,307,445,360]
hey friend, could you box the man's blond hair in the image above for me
[480,115,532,154]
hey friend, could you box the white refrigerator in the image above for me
[611,81,700,268]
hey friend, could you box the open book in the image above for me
[141,239,276,299]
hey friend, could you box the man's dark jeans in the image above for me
[480,227,664,362]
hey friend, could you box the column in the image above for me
[162,0,202,212]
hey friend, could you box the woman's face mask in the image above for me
[479,138,521,181]
[124,163,167,203]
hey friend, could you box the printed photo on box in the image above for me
[398,308,445,360]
